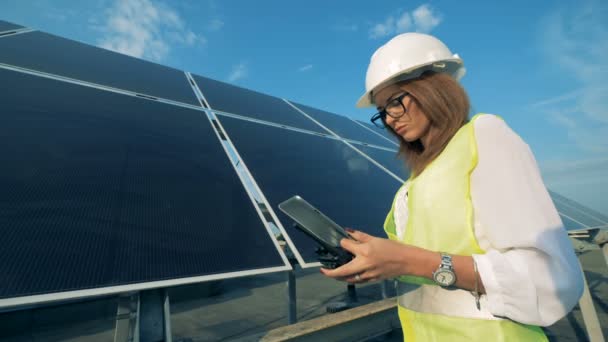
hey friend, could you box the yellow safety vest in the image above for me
[383,114,548,341]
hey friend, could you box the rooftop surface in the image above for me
[0,249,605,341]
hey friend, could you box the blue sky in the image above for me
[2,0,607,215]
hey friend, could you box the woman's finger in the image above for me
[320,257,363,279]
[340,237,362,254]
[348,230,374,242]
[345,271,369,284]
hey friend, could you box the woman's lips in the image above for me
[395,125,407,135]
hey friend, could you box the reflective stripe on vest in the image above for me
[384,114,548,341]
[396,282,496,320]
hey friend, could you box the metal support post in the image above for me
[578,262,605,342]
[287,269,297,324]
[114,293,138,342]
[347,284,358,303]
[138,289,172,342]
[603,243,608,270]
[380,280,389,299]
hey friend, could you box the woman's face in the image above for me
[373,84,432,146]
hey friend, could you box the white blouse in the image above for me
[393,114,584,326]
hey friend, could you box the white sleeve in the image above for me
[470,114,584,326]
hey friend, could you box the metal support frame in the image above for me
[569,228,607,342]
[381,280,389,299]
[347,284,358,303]
[287,269,297,324]
[114,293,138,342]
[578,264,605,342]
[137,289,172,342]
[603,243,608,270]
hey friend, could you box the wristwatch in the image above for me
[432,253,456,287]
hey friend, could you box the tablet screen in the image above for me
[279,196,350,248]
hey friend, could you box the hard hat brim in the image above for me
[355,59,465,108]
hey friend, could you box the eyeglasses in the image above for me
[370,92,410,128]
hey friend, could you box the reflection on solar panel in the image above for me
[0,31,200,105]
[353,119,399,146]
[0,68,287,304]
[217,115,402,264]
[288,101,396,148]
[191,74,324,132]
[0,20,23,32]
[549,191,608,230]
[354,145,408,180]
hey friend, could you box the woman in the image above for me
[321,33,584,341]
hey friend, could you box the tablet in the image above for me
[278,195,355,267]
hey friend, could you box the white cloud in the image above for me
[535,1,608,152]
[412,4,442,33]
[368,4,441,39]
[298,64,313,72]
[396,12,412,32]
[209,19,224,31]
[369,17,395,39]
[96,0,206,62]
[228,62,248,82]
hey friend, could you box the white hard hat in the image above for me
[356,32,466,108]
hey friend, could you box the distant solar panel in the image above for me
[0,20,23,32]
[549,191,608,230]
[559,214,586,231]
[0,68,287,306]
[0,31,200,106]
[289,102,396,148]
[217,115,402,264]
[354,145,409,180]
[191,74,324,133]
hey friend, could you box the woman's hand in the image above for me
[320,229,438,284]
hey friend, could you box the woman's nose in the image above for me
[385,114,396,127]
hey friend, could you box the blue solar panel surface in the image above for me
[354,145,409,180]
[354,119,399,146]
[549,191,608,230]
[0,31,200,106]
[192,74,324,132]
[290,102,396,148]
[0,20,23,32]
[0,68,285,301]
[217,115,401,263]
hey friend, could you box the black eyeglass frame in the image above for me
[370,92,410,128]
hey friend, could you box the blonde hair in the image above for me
[387,72,470,177]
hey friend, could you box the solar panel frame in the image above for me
[286,101,398,149]
[0,31,200,106]
[215,114,403,266]
[191,74,326,133]
[0,68,290,309]
[549,191,608,230]
[352,119,400,147]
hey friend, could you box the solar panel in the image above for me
[0,68,287,306]
[289,102,397,148]
[549,191,608,230]
[217,115,402,264]
[191,74,324,132]
[353,119,399,146]
[0,31,200,106]
[354,145,409,180]
[559,214,586,231]
[0,20,23,32]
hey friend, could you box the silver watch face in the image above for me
[434,270,456,286]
